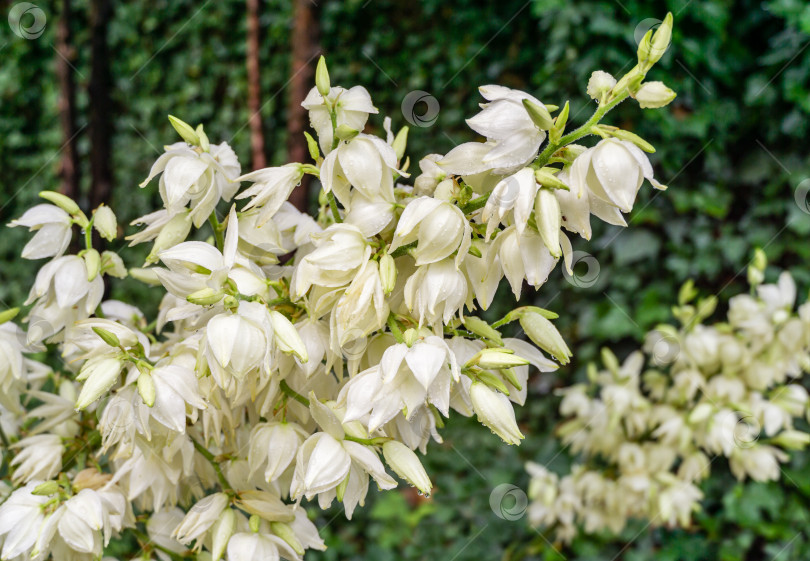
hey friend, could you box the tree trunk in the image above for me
[55,0,80,201]
[88,0,113,211]
[286,0,321,212]
[246,0,267,170]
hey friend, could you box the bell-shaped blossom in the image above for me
[0,481,52,559]
[470,381,524,445]
[140,141,241,227]
[301,85,378,154]
[404,258,468,327]
[127,209,194,264]
[248,422,307,483]
[10,434,63,484]
[173,492,229,545]
[413,154,448,196]
[568,138,664,213]
[465,85,548,171]
[490,226,558,298]
[235,164,304,226]
[389,197,471,266]
[333,259,389,345]
[150,363,207,433]
[320,134,406,206]
[9,204,72,260]
[554,168,628,240]
[291,224,370,299]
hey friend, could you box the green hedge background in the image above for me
[1,0,810,559]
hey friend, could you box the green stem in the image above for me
[344,435,392,446]
[190,436,233,492]
[208,212,225,251]
[327,191,343,223]
[84,219,94,250]
[280,379,310,406]
[389,240,417,259]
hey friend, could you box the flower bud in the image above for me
[187,287,225,306]
[392,126,409,161]
[469,348,530,370]
[462,316,503,345]
[101,251,127,278]
[83,249,101,281]
[772,430,810,450]
[533,168,569,191]
[587,71,617,101]
[752,248,767,271]
[196,123,210,152]
[0,307,20,326]
[379,253,397,295]
[476,370,511,395]
[210,508,236,561]
[549,101,569,143]
[519,311,571,364]
[522,99,554,130]
[315,55,331,97]
[382,441,432,495]
[650,13,674,64]
[402,328,419,347]
[129,267,162,285]
[534,189,562,257]
[39,190,82,217]
[92,326,121,348]
[173,493,229,544]
[249,514,261,533]
[75,357,123,410]
[32,481,60,496]
[608,129,655,153]
[269,311,308,362]
[137,371,156,407]
[148,213,193,263]
[168,115,200,146]
[335,124,359,141]
[470,382,524,445]
[92,205,117,241]
[270,522,305,556]
[304,131,321,161]
[688,402,713,424]
[634,81,676,109]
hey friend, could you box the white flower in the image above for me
[248,422,307,482]
[9,204,72,259]
[333,259,389,344]
[302,85,378,154]
[464,85,548,171]
[173,492,229,545]
[320,134,406,206]
[729,446,787,482]
[0,481,50,559]
[634,81,676,109]
[413,154,448,196]
[389,197,471,266]
[150,364,207,432]
[586,71,617,101]
[227,531,298,561]
[382,441,432,495]
[490,226,557,298]
[404,258,468,327]
[568,138,664,213]
[10,434,63,484]
[140,141,241,227]
[235,164,304,226]
[291,224,370,298]
[470,381,524,445]
[92,204,117,241]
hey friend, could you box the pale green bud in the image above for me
[270,522,305,556]
[304,131,321,161]
[148,213,193,263]
[600,347,620,375]
[315,55,331,97]
[678,279,698,306]
[92,205,117,241]
[129,267,162,286]
[168,115,200,146]
[470,382,524,445]
[534,168,569,191]
[469,348,530,370]
[92,326,121,348]
[402,328,419,347]
[549,101,569,143]
[519,311,571,364]
[522,99,554,130]
[476,370,511,395]
[379,253,397,295]
[688,402,713,424]
[187,287,225,306]
[83,249,101,281]
[637,29,655,69]
[608,129,655,153]
[39,190,82,216]
[196,123,210,152]
[586,71,617,101]
[336,473,349,502]
[269,311,308,362]
[382,441,432,495]
[650,13,674,64]
[249,514,261,533]
[500,367,522,391]
[634,81,676,109]
[748,266,765,287]
[32,481,60,496]
[752,248,767,271]
[392,126,409,161]
[772,430,810,450]
[137,371,156,407]
[462,316,503,345]
[101,251,127,278]
[0,307,20,326]
[534,189,562,257]
[335,124,359,141]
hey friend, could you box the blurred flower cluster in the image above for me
[526,254,810,542]
[0,16,676,560]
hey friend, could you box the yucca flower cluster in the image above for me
[0,16,676,560]
[526,253,810,543]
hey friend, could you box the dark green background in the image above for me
[2,0,810,559]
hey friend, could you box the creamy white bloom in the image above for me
[302,85,378,154]
[10,434,63,484]
[470,382,524,445]
[140,141,241,227]
[390,197,471,266]
[9,204,72,259]
[404,258,468,327]
[291,224,370,298]
[173,492,230,545]
[569,138,664,213]
[235,164,304,226]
